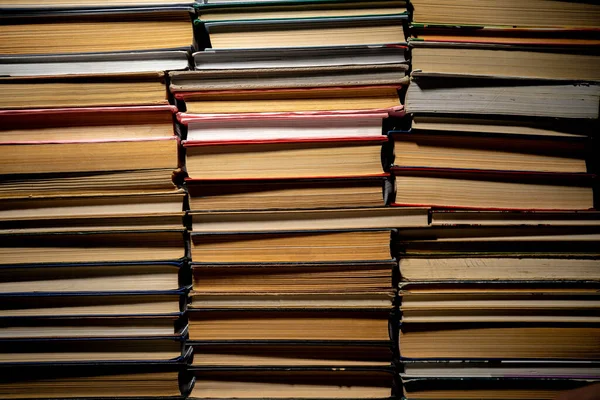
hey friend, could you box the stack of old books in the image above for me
[176,0,416,398]
[395,0,600,398]
[0,0,196,397]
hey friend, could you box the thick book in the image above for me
[0,7,197,56]
[186,175,393,211]
[0,74,170,109]
[391,167,595,211]
[0,105,179,175]
[190,368,395,399]
[184,136,389,180]
[0,261,188,295]
[409,0,600,29]
[0,169,180,199]
[190,341,393,368]
[0,364,193,399]
[192,261,398,294]
[197,14,407,50]
[389,131,589,174]
[409,42,600,82]
[190,229,393,263]
[404,77,600,119]
[188,308,391,342]
[175,85,403,114]
[398,256,600,282]
[399,323,600,360]
[0,230,187,265]
[410,25,600,48]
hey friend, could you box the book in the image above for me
[401,359,600,379]
[391,132,589,173]
[184,137,388,180]
[169,64,408,91]
[399,285,600,324]
[190,342,392,367]
[198,15,406,49]
[430,210,600,227]
[1,138,177,175]
[0,105,179,176]
[190,369,394,399]
[0,8,195,56]
[189,309,390,341]
[190,229,393,263]
[0,338,186,364]
[192,261,396,293]
[0,75,169,109]
[409,114,596,139]
[0,169,180,198]
[188,292,394,309]
[175,85,402,114]
[401,376,598,400]
[0,367,188,398]
[0,51,190,78]
[396,225,600,256]
[0,262,184,294]
[409,0,600,28]
[392,168,595,210]
[0,0,193,9]
[0,195,185,226]
[0,105,178,143]
[179,112,390,142]
[193,45,407,70]
[196,0,407,22]
[186,176,391,211]
[399,325,600,360]
[0,230,186,265]
[0,315,185,339]
[398,257,600,281]
[404,78,600,119]
[0,292,184,318]
[188,207,429,232]
[410,43,600,82]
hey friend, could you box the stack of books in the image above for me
[0,1,196,398]
[395,0,600,398]
[177,0,416,398]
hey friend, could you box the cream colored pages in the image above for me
[0,81,168,109]
[0,18,192,55]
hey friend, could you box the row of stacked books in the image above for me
[0,0,414,398]
[396,0,600,399]
[0,0,197,397]
[178,0,410,398]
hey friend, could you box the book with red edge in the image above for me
[183,136,391,181]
